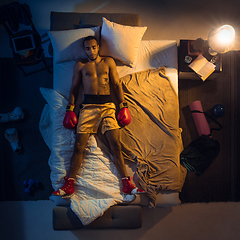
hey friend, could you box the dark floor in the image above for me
[0,58,53,201]
[179,51,240,202]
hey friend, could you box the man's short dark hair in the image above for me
[83,36,98,48]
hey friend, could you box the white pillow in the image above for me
[48,27,100,63]
[100,17,147,67]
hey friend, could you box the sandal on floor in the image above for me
[4,128,21,154]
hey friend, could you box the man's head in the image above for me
[83,36,99,61]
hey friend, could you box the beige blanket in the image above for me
[119,67,186,207]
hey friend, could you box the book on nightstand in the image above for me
[188,54,216,81]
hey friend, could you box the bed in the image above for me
[39,12,186,228]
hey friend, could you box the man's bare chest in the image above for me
[83,62,109,78]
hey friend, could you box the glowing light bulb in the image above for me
[218,25,235,44]
[208,24,235,55]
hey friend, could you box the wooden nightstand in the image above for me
[178,39,222,80]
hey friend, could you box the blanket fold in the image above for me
[119,67,186,207]
[39,87,135,226]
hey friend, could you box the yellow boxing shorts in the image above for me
[77,102,120,134]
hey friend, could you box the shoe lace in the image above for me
[61,178,72,191]
[128,176,137,188]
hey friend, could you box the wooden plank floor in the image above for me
[0,58,53,201]
[179,51,237,203]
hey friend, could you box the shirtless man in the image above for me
[52,36,144,196]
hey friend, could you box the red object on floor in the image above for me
[189,100,211,136]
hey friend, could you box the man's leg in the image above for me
[105,129,127,178]
[52,133,90,196]
[105,129,144,194]
[69,133,90,178]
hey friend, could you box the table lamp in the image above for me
[208,24,235,55]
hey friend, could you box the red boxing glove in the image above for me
[117,101,131,126]
[63,103,77,129]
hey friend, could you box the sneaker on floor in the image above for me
[52,177,74,196]
[122,176,145,195]
[0,107,24,123]
[4,128,21,154]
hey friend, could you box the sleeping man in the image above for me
[52,36,144,197]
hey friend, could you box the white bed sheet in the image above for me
[39,40,180,225]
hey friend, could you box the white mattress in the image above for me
[40,40,180,225]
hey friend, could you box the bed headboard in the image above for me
[50,12,141,31]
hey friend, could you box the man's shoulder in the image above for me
[102,56,116,66]
[75,59,88,65]
[74,59,88,69]
[102,56,114,61]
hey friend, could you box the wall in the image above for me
[1,0,240,58]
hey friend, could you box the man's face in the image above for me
[84,39,99,61]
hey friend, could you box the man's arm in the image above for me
[107,57,125,103]
[69,61,82,104]
[107,57,131,126]
[63,61,82,129]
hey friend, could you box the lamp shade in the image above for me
[208,25,235,55]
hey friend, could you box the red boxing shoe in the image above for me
[122,176,145,195]
[52,177,74,196]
